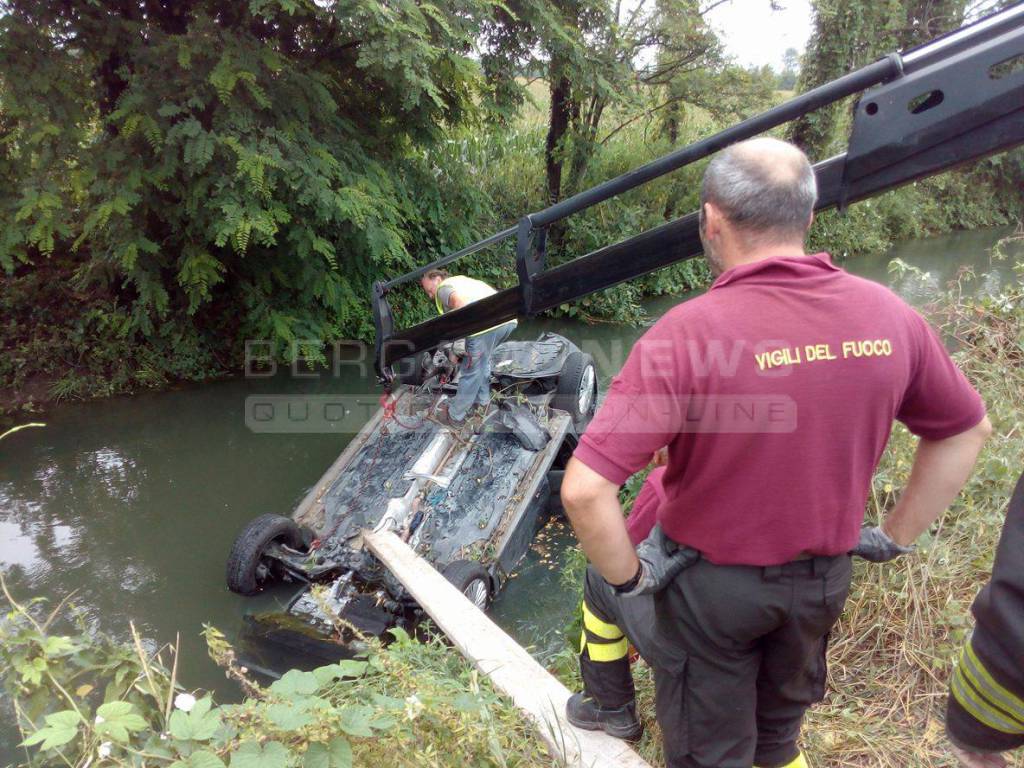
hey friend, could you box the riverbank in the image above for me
[3,270,1022,767]
[3,183,1020,430]
[0,257,232,427]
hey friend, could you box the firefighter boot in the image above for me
[567,599,643,741]
[566,693,643,741]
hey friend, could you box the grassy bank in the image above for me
[800,258,1024,768]
[550,251,1024,768]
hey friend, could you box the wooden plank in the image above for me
[363,529,653,768]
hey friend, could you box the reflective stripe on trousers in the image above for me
[756,752,810,768]
[580,599,629,662]
[951,634,1024,735]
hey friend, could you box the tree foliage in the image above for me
[2,0,1019,417]
[788,0,967,157]
[0,0,500,354]
[482,0,726,208]
[777,47,800,90]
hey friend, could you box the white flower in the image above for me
[174,692,197,712]
[94,714,105,725]
[98,742,112,759]
[404,694,424,721]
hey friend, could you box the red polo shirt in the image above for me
[574,253,985,566]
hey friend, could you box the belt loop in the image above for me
[763,565,782,581]
[812,556,827,577]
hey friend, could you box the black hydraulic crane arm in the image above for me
[372,2,1024,381]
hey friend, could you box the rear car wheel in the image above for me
[555,351,598,430]
[441,560,493,611]
[226,514,311,595]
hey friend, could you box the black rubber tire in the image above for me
[441,560,493,610]
[554,351,598,430]
[226,513,309,596]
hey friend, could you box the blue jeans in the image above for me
[448,321,515,421]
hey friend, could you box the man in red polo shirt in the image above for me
[561,137,991,767]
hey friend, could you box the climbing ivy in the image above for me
[788,0,967,158]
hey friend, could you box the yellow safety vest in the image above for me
[435,276,516,337]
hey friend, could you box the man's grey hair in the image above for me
[699,138,817,243]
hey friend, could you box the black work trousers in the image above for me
[580,554,852,768]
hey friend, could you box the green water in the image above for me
[1,227,1019,757]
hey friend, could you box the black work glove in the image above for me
[614,524,699,597]
[850,525,914,562]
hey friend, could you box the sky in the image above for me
[704,0,814,71]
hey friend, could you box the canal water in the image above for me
[0,227,1019,757]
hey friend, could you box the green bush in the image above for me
[0,581,549,768]
[0,0,501,365]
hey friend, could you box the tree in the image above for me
[482,0,636,208]
[778,47,800,90]
[898,0,968,48]
[789,0,966,158]
[783,47,800,73]
[0,0,501,354]
[481,0,726,256]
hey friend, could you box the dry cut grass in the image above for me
[800,275,1024,768]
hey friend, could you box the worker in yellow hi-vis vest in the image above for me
[420,269,517,428]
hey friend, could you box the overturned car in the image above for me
[227,332,597,646]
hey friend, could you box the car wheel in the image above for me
[226,514,311,596]
[555,351,597,430]
[441,560,493,611]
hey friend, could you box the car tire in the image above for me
[226,514,311,596]
[555,351,598,430]
[441,560,493,611]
